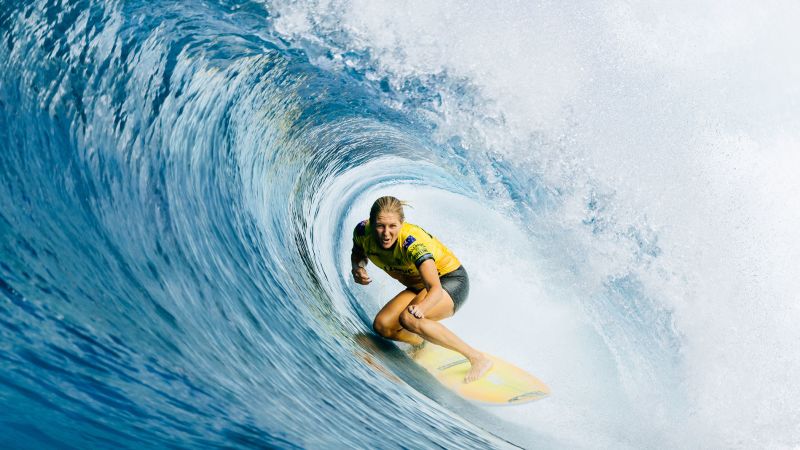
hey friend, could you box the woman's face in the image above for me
[374,212,402,249]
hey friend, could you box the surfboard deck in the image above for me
[412,343,550,405]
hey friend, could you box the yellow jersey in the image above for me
[352,220,462,289]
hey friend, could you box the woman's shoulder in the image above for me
[353,219,372,248]
[399,221,416,238]
[398,222,430,249]
[353,219,369,237]
[401,222,434,239]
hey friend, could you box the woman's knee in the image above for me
[372,314,396,338]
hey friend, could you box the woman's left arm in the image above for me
[408,259,443,319]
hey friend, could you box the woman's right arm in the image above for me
[351,245,371,285]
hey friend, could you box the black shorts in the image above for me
[410,266,470,314]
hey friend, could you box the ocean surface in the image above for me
[2,1,799,448]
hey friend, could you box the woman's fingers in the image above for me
[408,305,424,319]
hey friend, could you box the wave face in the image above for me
[2,0,799,449]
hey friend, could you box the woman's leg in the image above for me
[372,289,424,345]
[398,289,493,382]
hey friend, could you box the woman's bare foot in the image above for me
[465,354,494,383]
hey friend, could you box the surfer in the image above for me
[350,196,493,383]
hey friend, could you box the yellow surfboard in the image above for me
[412,344,550,405]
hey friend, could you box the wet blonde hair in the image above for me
[369,196,409,224]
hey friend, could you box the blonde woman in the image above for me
[350,196,493,383]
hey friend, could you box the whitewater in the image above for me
[1,0,798,448]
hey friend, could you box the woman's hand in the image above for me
[408,259,442,319]
[408,304,425,319]
[352,267,372,285]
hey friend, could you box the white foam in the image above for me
[275,1,800,446]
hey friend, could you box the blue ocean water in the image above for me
[2,1,799,449]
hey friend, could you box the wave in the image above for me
[2,0,799,448]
